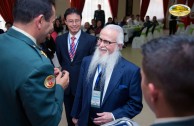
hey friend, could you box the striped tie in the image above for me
[69,36,76,61]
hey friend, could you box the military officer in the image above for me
[0,0,69,126]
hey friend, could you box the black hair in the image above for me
[142,35,194,115]
[13,0,55,23]
[64,8,82,20]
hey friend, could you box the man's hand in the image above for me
[55,68,69,89]
[54,68,60,76]
[72,118,78,125]
[93,112,113,125]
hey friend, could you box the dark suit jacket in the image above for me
[56,31,97,95]
[40,36,56,60]
[0,28,64,126]
[71,56,143,125]
[94,10,105,24]
[151,118,194,126]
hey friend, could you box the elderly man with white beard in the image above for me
[71,24,143,126]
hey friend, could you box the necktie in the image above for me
[94,66,105,104]
[94,71,103,91]
[69,36,76,61]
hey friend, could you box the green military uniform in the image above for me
[0,28,64,126]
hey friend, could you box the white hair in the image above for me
[103,24,124,45]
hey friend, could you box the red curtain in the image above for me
[108,0,118,18]
[187,0,194,25]
[163,0,169,28]
[70,0,85,13]
[177,0,186,4]
[140,0,150,21]
[178,0,193,27]
[0,0,15,23]
[188,0,194,8]
[163,0,169,17]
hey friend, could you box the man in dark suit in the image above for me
[141,35,194,126]
[71,25,142,126]
[40,34,56,64]
[143,15,153,36]
[94,4,105,27]
[169,15,177,35]
[56,8,97,126]
[0,0,69,126]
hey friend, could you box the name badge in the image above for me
[91,90,101,108]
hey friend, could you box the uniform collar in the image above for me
[12,26,36,44]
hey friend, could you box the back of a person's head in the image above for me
[141,35,194,114]
[13,0,55,23]
[64,8,82,20]
[145,16,150,21]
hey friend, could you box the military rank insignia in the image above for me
[44,75,55,88]
[40,50,47,58]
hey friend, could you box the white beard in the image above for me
[82,28,87,32]
[87,47,121,82]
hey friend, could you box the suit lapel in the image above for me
[87,65,97,91]
[102,58,124,105]
[86,59,97,106]
[63,33,71,62]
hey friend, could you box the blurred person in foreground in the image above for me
[0,0,69,126]
[71,24,142,126]
[141,35,194,126]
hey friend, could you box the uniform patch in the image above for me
[44,75,55,88]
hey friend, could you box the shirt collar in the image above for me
[12,26,36,44]
[69,30,81,40]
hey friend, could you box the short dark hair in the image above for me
[13,0,55,23]
[64,8,82,20]
[141,35,194,115]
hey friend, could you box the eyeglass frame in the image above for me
[97,37,117,46]
[66,19,81,24]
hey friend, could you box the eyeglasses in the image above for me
[66,19,81,24]
[97,37,117,46]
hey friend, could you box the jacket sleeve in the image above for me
[18,64,64,126]
[55,37,62,65]
[71,58,87,118]
[112,68,143,119]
